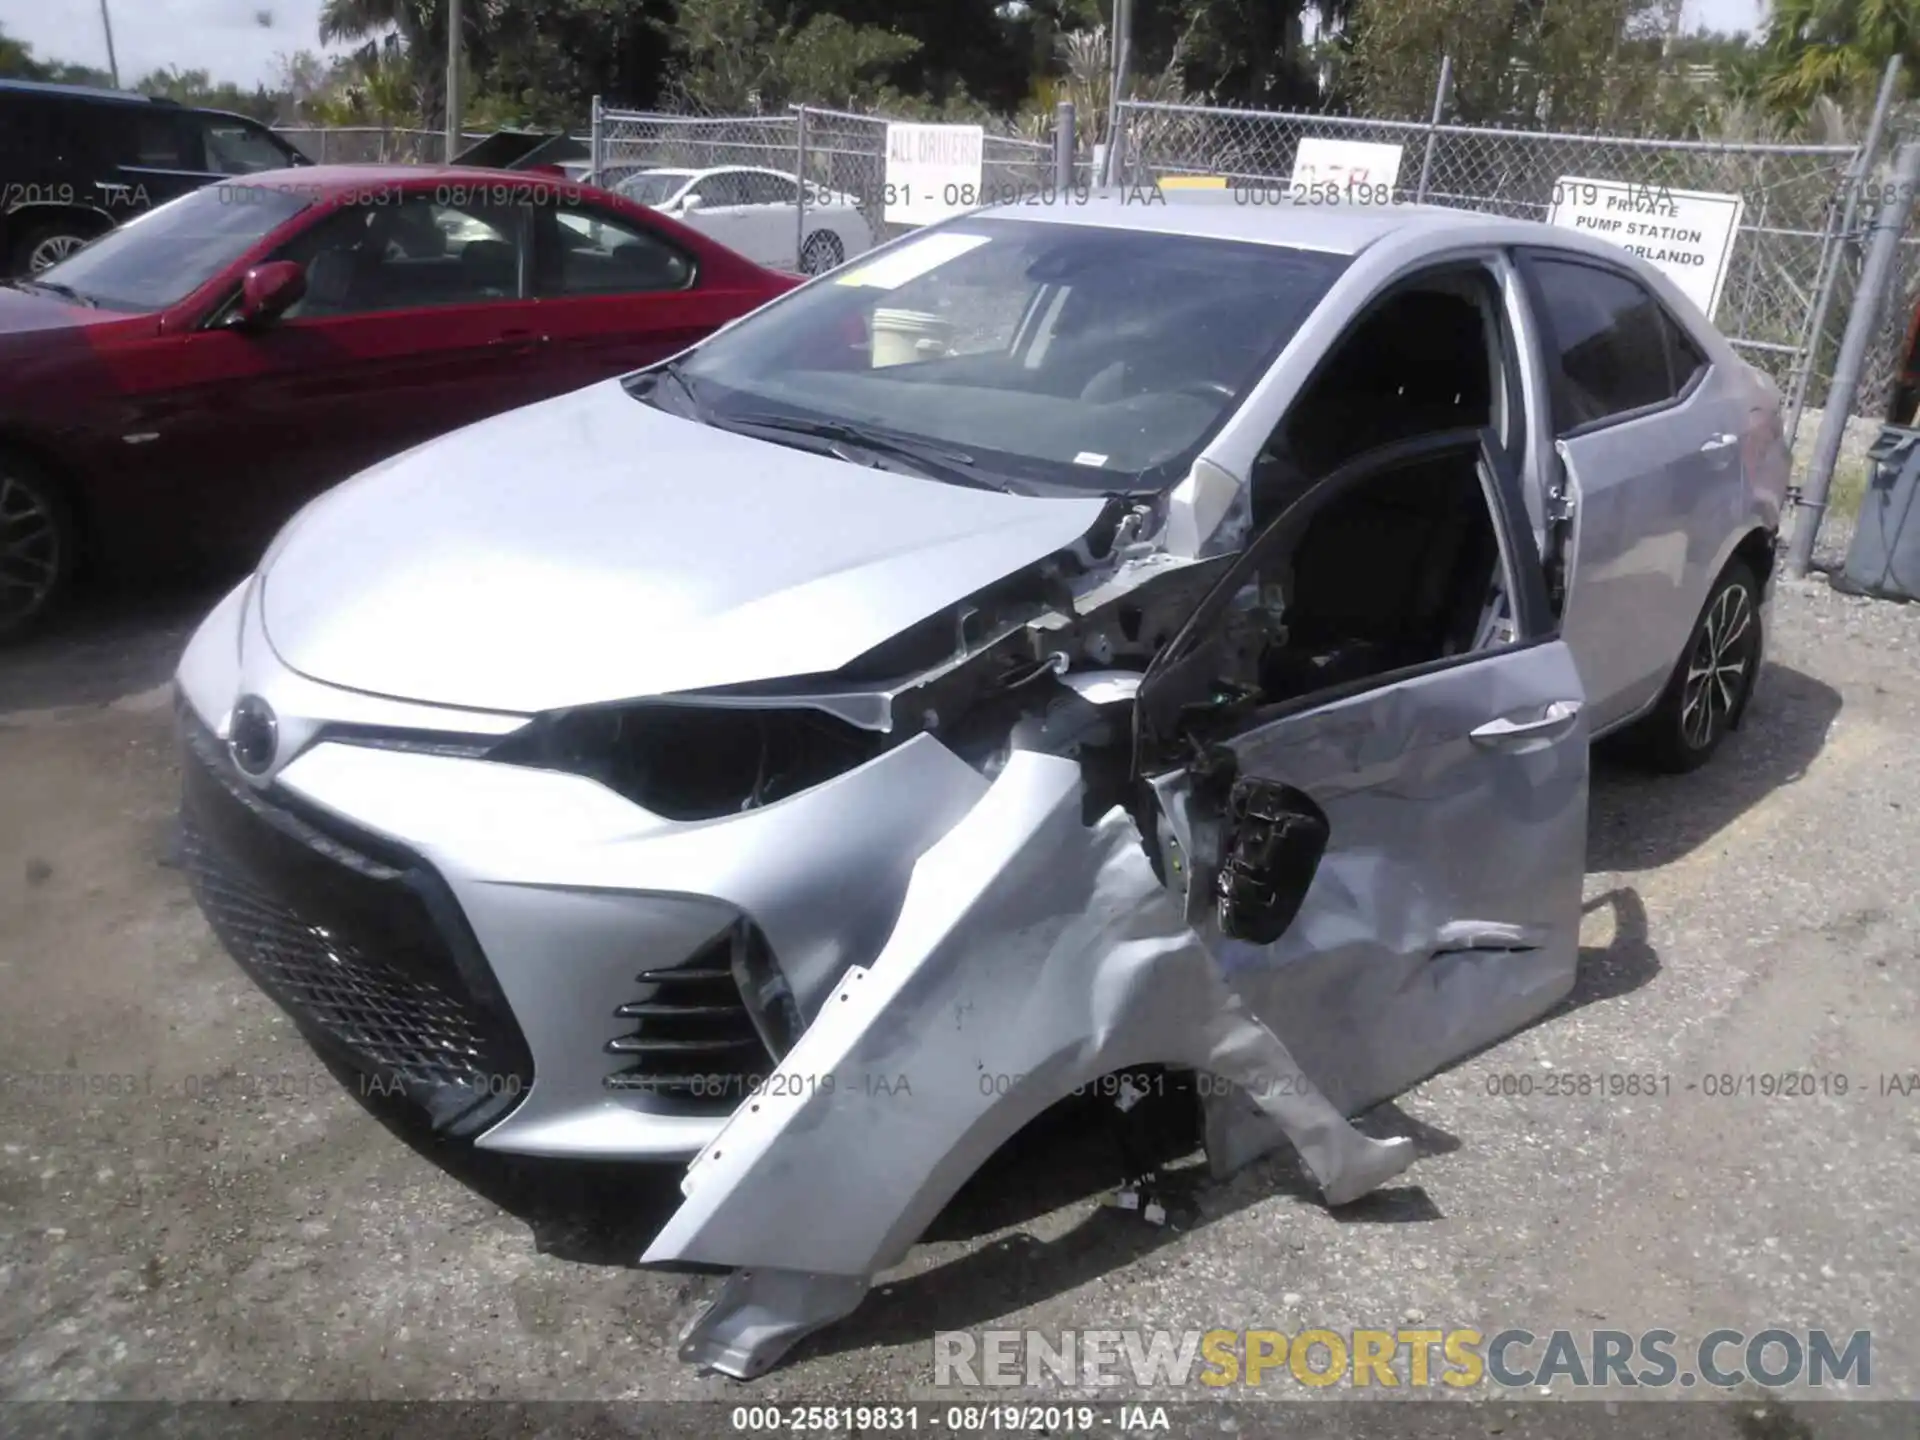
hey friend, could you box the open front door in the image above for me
[1135,427,1592,1115]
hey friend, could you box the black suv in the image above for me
[0,79,311,276]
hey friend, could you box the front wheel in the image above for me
[0,450,78,643]
[1633,559,1762,773]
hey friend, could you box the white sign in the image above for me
[1547,175,1746,319]
[884,123,985,227]
[1290,137,1405,203]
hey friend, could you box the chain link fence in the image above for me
[278,96,1917,446]
[272,127,502,165]
[1113,98,1873,441]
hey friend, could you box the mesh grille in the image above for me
[179,713,531,1134]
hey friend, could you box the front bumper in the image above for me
[175,579,992,1162]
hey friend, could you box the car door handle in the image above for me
[1699,432,1739,452]
[1470,699,1583,748]
[490,330,550,350]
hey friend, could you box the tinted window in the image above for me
[664,219,1348,494]
[32,183,308,310]
[130,112,190,169]
[622,172,690,207]
[197,117,293,176]
[1531,257,1690,430]
[537,206,695,295]
[740,172,797,205]
[1668,313,1707,392]
[691,173,748,207]
[274,196,523,316]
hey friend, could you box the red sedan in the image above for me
[0,165,799,637]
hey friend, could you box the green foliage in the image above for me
[0,22,115,86]
[1757,0,1920,126]
[662,0,920,111]
[131,65,283,121]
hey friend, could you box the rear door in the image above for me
[737,170,801,269]
[680,171,753,254]
[1516,248,1745,733]
[525,197,765,394]
[1134,430,1590,1115]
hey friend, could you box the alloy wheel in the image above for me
[799,232,844,276]
[0,471,62,630]
[28,234,85,273]
[1679,580,1753,751]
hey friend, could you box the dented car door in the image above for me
[1134,427,1592,1118]
[640,428,1591,1379]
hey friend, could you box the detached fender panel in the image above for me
[642,751,1418,1377]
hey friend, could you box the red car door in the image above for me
[521,195,783,398]
[118,185,552,559]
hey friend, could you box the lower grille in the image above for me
[605,919,783,1107]
[179,712,531,1136]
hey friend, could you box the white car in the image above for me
[615,165,875,275]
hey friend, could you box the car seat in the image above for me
[459,239,518,297]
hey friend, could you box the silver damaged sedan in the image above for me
[174,194,1790,1377]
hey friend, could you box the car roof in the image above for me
[974,189,1562,256]
[0,77,172,105]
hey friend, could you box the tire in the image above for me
[11,219,98,277]
[1632,559,1762,773]
[798,229,845,276]
[0,449,78,643]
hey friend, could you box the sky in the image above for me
[5,0,1770,91]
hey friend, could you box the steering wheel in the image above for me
[1174,378,1237,403]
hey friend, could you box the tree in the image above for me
[1757,0,1920,125]
[132,65,282,121]
[0,23,116,86]
[1344,0,1675,127]
[662,0,920,111]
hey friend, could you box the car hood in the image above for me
[259,380,1111,714]
[0,284,142,337]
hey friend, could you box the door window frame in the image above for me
[1514,246,1714,441]
[1134,427,1556,776]
[199,186,536,327]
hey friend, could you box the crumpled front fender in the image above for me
[641,750,1374,1378]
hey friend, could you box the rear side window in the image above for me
[196,116,294,176]
[1528,255,1705,431]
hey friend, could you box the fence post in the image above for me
[1103,0,1132,186]
[1786,139,1920,578]
[794,105,810,273]
[1054,100,1075,191]
[1415,55,1452,204]
[589,94,605,187]
[1782,54,1902,448]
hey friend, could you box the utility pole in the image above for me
[1102,0,1132,186]
[99,0,121,88]
[444,0,463,164]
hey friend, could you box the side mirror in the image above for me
[678,192,704,215]
[1214,777,1329,945]
[228,260,305,329]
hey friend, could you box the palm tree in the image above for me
[1758,0,1920,124]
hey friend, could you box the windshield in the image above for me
[659,217,1349,493]
[622,172,692,208]
[32,184,309,311]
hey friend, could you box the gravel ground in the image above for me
[1,565,1916,1428]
